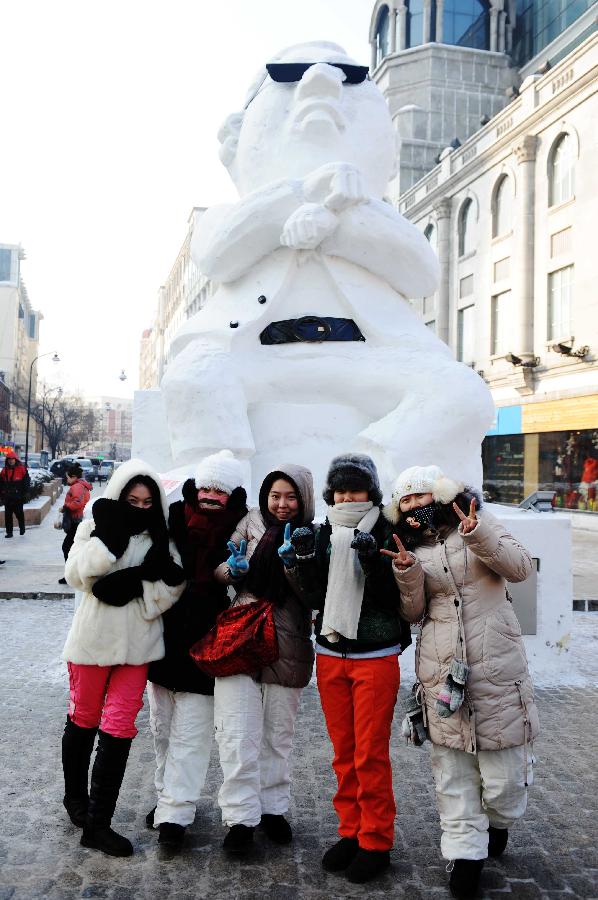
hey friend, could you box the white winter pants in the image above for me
[147,682,214,827]
[431,744,534,861]
[213,674,302,827]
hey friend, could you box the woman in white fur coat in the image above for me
[61,459,185,858]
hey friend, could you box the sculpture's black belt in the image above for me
[260,316,365,345]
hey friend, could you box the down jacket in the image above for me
[215,464,314,689]
[393,510,539,753]
[62,459,185,667]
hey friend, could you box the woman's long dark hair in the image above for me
[395,488,481,550]
[119,475,169,551]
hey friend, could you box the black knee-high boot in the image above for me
[80,730,133,857]
[62,717,98,827]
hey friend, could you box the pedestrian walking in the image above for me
[213,464,315,855]
[384,465,539,900]
[146,450,247,851]
[58,464,92,584]
[290,453,411,883]
[0,450,30,538]
[61,458,186,857]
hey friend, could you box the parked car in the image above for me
[50,456,96,484]
[97,460,114,482]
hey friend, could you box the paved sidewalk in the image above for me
[0,598,597,900]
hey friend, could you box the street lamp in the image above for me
[119,370,127,382]
[24,352,60,466]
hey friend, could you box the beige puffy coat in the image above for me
[215,464,315,689]
[393,510,539,753]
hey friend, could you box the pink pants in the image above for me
[67,662,148,739]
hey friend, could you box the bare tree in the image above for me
[12,385,100,459]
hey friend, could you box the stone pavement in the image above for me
[1,597,598,900]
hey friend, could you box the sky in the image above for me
[0,0,373,399]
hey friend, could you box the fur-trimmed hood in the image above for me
[99,458,169,519]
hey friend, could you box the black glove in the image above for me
[139,543,171,582]
[92,567,143,607]
[90,498,130,559]
[290,526,315,559]
[351,530,378,572]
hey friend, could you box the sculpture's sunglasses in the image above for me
[244,62,369,109]
[266,63,370,84]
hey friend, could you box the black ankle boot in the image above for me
[488,826,508,857]
[345,849,390,883]
[223,824,254,855]
[80,730,133,857]
[322,837,360,872]
[62,717,98,827]
[259,814,292,844]
[449,859,484,899]
[158,822,186,851]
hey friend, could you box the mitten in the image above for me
[401,691,428,746]
[436,658,470,718]
[290,526,315,560]
[92,567,143,607]
[90,498,130,559]
[277,523,296,569]
[226,539,249,579]
[139,543,171,582]
[351,530,378,572]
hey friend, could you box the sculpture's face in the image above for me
[227,43,396,198]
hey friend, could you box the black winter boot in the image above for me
[449,859,484,899]
[80,730,133,857]
[223,824,254,855]
[322,837,360,872]
[259,814,293,844]
[145,806,156,829]
[158,822,186,851]
[488,826,508,857]
[62,717,98,827]
[345,848,390,883]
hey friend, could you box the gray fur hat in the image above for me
[323,453,383,506]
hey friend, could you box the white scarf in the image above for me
[321,501,381,643]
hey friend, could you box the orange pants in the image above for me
[316,653,400,851]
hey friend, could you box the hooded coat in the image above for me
[393,509,539,753]
[62,459,185,667]
[0,451,30,503]
[215,464,315,689]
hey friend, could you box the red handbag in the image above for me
[189,598,279,677]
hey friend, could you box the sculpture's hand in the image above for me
[303,162,368,213]
[281,203,338,250]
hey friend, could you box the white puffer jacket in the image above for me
[62,459,185,667]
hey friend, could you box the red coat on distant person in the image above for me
[64,478,92,521]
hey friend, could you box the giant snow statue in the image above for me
[160,41,495,496]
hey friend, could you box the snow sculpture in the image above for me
[160,41,494,495]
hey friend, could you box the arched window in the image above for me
[376,5,390,64]
[407,0,424,46]
[492,175,513,238]
[549,134,575,207]
[443,0,489,49]
[424,223,438,252]
[458,198,475,256]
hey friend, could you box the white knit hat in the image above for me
[194,450,244,495]
[384,465,464,524]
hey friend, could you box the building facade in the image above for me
[139,208,215,388]
[0,244,42,450]
[371,1,598,512]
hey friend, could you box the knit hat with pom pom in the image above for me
[194,450,244,495]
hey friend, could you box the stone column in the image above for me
[423,0,432,43]
[390,6,398,52]
[435,0,444,42]
[513,135,538,361]
[435,198,452,346]
[498,10,507,52]
[489,6,499,51]
[397,1,407,50]
[370,40,378,72]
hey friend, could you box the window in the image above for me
[492,176,513,238]
[550,227,572,258]
[549,134,575,207]
[28,314,36,339]
[407,0,425,46]
[424,223,437,251]
[511,0,594,68]
[376,5,390,63]
[459,274,474,298]
[458,305,475,364]
[493,257,510,282]
[443,0,489,48]
[0,248,12,282]
[423,295,436,316]
[548,265,573,340]
[458,198,475,256]
[491,290,511,355]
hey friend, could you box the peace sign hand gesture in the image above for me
[452,498,478,535]
[380,534,414,570]
[226,539,249,579]
[278,523,297,569]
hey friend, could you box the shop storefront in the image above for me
[482,395,598,513]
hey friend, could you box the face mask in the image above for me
[197,489,229,511]
[121,502,154,535]
[404,503,437,530]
